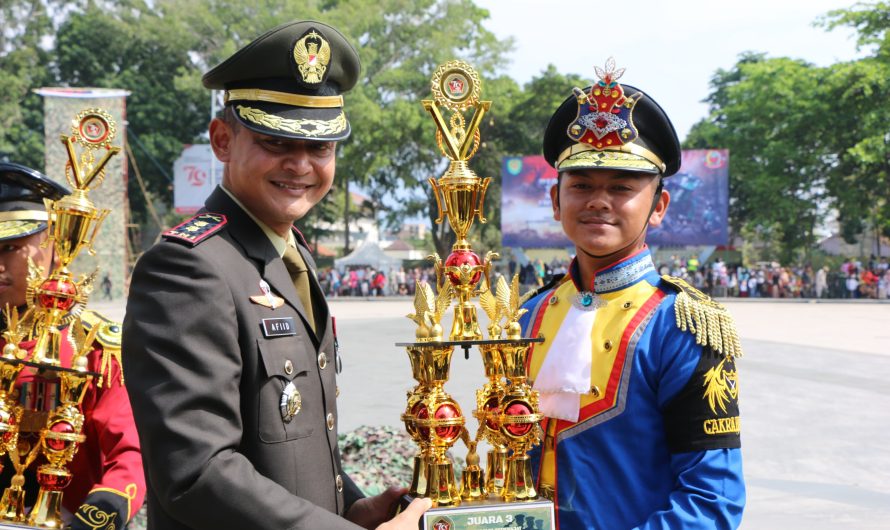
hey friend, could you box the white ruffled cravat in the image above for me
[532,303,597,422]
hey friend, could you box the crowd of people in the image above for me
[319,254,890,300]
[652,255,890,300]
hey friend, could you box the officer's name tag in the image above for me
[262,317,297,337]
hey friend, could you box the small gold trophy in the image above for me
[397,61,554,529]
[0,108,116,528]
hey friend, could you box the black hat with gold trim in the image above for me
[543,58,680,177]
[0,162,70,242]
[203,20,360,141]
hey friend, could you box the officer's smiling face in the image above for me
[551,168,669,266]
[211,116,336,234]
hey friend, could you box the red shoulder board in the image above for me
[163,213,227,246]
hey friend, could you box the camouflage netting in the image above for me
[338,424,465,497]
[339,424,417,496]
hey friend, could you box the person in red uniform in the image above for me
[0,162,145,529]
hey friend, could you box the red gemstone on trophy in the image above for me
[433,403,462,441]
[37,468,72,490]
[503,401,534,437]
[37,279,78,311]
[483,396,500,431]
[46,421,75,451]
[413,403,430,438]
[445,250,482,286]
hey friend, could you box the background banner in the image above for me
[500,149,729,248]
[648,149,729,246]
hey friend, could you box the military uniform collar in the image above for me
[569,247,657,294]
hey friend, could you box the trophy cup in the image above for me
[0,108,116,528]
[396,61,554,530]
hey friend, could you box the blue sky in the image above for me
[475,0,867,140]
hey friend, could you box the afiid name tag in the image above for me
[262,317,297,337]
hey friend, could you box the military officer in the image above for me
[518,59,745,528]
[0,162,145,529]
[122,20,429,530]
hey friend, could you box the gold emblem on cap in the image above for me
[293,30,331,85]
[430,60,481,112]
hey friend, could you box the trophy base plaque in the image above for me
[400,495,555,530]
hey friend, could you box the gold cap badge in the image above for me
[293,30,331,85]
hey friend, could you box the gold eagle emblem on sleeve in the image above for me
[702,356,739,415]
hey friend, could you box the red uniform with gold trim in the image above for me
[519,249,744,529]
[0,310,145,529]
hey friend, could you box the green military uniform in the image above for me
[122,20,365,530]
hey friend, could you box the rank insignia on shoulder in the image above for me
[661,275,742,358]
[163,213,227,246]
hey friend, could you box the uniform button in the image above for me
[622,301,633,310]
[603,340,613,351]
[550,295,559,305]
[590,385,601,397]
[318,351,328,369]
[326,412,335,430]
[284,359,294,375]
[336,474,344,492]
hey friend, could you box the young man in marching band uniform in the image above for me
[519,61,745,529]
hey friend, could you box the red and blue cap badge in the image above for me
[566,57,639,150]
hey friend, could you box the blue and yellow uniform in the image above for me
[519,248,744,529]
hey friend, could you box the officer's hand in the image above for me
[346,486,408,529]
[375,496,432,530]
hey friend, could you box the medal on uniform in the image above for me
[280,381,302,423]
[250,280,285,309]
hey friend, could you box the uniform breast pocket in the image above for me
[257,338,315,443]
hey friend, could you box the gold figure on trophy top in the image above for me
[423,60,491,252]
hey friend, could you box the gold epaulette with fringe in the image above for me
[661,276,742,358]
[80,309,124,387]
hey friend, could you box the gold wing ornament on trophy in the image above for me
[478,279,500,339]
[434,283,453,330]
[495,275,527,339]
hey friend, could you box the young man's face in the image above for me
[210,117,336,234]
[0,231,55,309]
[550,168,669,261]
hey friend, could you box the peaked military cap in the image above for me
[0,162,70,242]
[203,20,361,141]
[543,58,681,177]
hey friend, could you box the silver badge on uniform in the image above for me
[280,381,302,423]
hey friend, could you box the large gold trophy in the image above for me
[397,61,554,530]
[0,109,117,529]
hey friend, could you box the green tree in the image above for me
[685,53,832,263]
[820,2,890,254]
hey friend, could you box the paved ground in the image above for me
[98,298,890,528]
[325,298,890,529]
